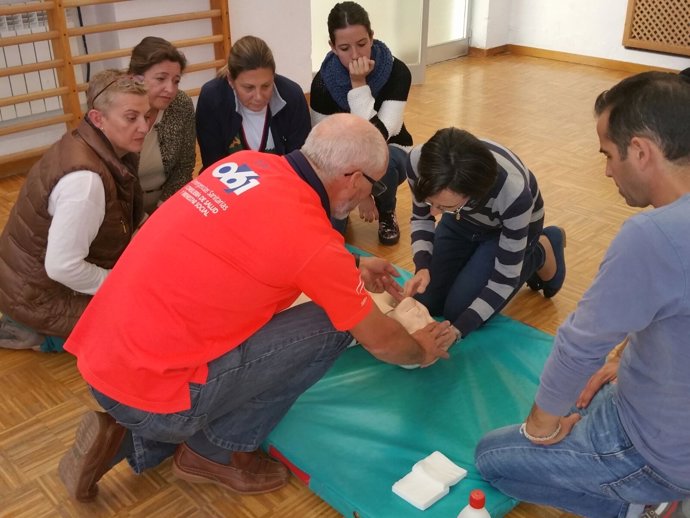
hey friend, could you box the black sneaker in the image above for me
[378,211,400,245]
[525,272,543,291]
[541,226,566,298]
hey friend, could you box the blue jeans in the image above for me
[41,335,66,352]
[331,144,408,234]
[376,144,408,214]
[415,215,543,324]
[91,302,352,473]
[475,384,690,518]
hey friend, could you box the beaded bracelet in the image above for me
[519,422,562,442]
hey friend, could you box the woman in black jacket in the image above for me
[310,2,412,245]
[196,35,311,170]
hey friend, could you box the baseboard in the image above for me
[468,44,677,73]
[506,45,677,73]
[468,45,509,57]
[0,147,46,179]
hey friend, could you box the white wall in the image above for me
[471,0,689,70]
[470,0,510,49]
[229,0,312,92]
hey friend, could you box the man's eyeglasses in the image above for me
[347,171,387,197]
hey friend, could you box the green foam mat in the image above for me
[266,260,553,517]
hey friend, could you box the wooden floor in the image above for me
[0,54,637,517]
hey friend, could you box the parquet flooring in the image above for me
[0,54,637,517]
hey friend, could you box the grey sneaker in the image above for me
[0,314,44,350]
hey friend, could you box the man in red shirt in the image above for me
[58,113,455,502]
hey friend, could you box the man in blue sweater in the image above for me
[475,71,690,518]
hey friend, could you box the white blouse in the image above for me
[46,170,107,295]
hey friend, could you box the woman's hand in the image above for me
[349,57,375,89]
[358,195,378,222]
[403,269,430,298]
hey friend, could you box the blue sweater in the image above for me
[310,57,412,146]
[537,194,690,484]
[195,74,311,170]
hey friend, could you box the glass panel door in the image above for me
[427,0,471,64]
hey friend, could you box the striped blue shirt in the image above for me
[406,139,544,335]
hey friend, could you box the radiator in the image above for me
[0,4,83,123]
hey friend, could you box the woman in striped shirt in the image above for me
[403,128,566,339]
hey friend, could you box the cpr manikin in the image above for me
[374,293,440,368]
[290,291,451,369]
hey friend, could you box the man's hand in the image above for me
[357,195,378,223]
[359,256,403,301]
[576,337,627,408]
[411,321,453,367]
[576,357,620,408]
[523,403,580,445]
[349,57,375,88]
[403,269,430,298]
[439,323,460,351]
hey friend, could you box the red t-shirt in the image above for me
[65,152,372,413]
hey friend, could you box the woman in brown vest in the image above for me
[0,69,148,351]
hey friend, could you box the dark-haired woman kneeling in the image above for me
[403,128,567,340]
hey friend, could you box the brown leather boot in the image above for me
[172,443,289,494]
[58,411,127,502]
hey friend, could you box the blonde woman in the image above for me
[0,70,148,352]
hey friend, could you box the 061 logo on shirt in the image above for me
[212,162,260,195]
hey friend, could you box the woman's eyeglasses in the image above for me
[423,199,468,220]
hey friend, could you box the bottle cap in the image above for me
[469,489,485,509]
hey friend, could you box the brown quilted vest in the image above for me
[0,118,143,337]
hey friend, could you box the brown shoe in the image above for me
[58,411,127,502]
[172,443,289,494]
